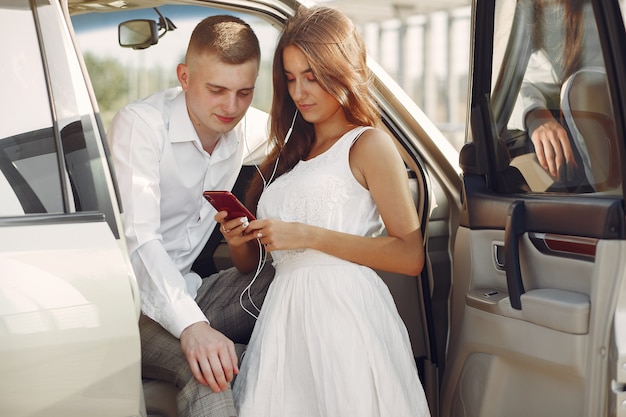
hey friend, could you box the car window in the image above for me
[0,4,62,216]
[491,0,621,195]
[71,6,280,131]
[0,0,121,237]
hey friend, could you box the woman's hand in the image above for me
[214,211,263,273]
[526,109,578,180]
[214,211,255,247]
[247,219,307,252]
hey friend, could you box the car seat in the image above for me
[560,67,620,192]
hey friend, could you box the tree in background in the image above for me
[83,52,179,129]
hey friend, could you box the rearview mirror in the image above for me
[118,19,159,49]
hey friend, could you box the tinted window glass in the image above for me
[1,1,121,237]
[0,5,63,216]
[492,0,621,195]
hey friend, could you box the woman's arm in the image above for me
[317,128,424,275]
[525,108,578,179]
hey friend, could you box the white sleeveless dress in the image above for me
[233,127,430,417]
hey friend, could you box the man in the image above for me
[108,15,273,417]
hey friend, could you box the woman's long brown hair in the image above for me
[245,5,380,212]
[532,0,585,81]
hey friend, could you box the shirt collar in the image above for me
[169,91,198,144]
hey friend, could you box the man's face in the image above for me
[178,52,258,138]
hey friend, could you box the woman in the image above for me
[215,5,431,416]
[514,0,603,183]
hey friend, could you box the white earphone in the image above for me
[239,108,299,319]
[263,108,298,189]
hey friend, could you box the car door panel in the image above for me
[443,0,626,412]
[0,216,142,417]
[445,144,624,416]
[445,211,623,416]
[0,1,143,415]
[448,72,623,417]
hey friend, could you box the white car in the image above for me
[1,0,625,416]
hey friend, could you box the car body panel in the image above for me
[0,218,141,417]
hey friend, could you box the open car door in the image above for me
[442,1,626,416]
[0,2,142,416]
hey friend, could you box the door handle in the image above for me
[492,242,505,270]
[505,200,526,310]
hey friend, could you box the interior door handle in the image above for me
[493,242,505,270]
[505,200,526,310]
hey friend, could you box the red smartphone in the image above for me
[203,191,255,220]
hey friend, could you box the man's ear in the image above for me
[177,63,189,90]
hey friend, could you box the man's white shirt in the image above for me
[108,87,268,337]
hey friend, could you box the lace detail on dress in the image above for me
[257,126,380,266]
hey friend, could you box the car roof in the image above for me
[66,0,300,18]
[65,0,472,26]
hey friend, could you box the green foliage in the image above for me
[83,53,127,112]
[82,52,178,129]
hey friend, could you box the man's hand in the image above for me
[180,321,239,392]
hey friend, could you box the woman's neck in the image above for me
[307,121,357,160]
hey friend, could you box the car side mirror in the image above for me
[118,19,159,49]
[118,8,176,50]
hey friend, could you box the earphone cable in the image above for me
[239,238,266,319]
[238,109,298,320]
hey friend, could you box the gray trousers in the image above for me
[139,263,274,417]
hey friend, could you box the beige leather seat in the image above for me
[561,67,620,192]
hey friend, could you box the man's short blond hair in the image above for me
[186,15,260,66]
